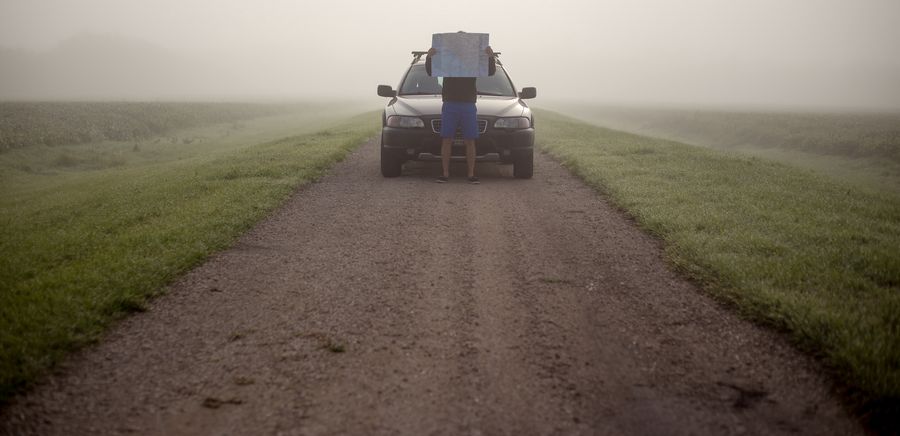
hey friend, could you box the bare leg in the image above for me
[464,139,476,178]
[441,138,452,178]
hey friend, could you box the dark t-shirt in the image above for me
[425,54,496,103]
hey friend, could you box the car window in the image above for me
[399,66,442,95]
[399,65,517,97]
[475,70,516,96]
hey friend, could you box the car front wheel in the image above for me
[513,150,533,179]
[380,143,402,177]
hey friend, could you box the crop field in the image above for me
[0,102,379,401]
[536,109,900,420]
[545,103,900,194]
[0,101,367,179]
[0,102,305,150]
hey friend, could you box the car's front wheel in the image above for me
[513,150,533,179]
[380,143,402,177]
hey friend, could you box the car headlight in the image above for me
[386,115,425,128]
[494,117,531,129]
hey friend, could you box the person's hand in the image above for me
[485,46,494,56]
[427,47,436,56]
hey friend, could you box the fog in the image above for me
[1,0,899,109]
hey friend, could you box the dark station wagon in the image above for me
[377,51,537,178]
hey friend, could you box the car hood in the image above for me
[388,96,528,118]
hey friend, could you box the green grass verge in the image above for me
[536,109,900,418]
[0,110,379,402]
[546,103,900,195]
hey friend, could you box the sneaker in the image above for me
[468,176,480,184]
[435,176,449,183]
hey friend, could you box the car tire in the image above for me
[513,150,533,179]
[380,144,402,177]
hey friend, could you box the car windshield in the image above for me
[399,65,517,97]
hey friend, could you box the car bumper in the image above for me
[381,126,534,162]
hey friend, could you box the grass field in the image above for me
[0,102,379,402]
[545,103,900,194]
[0,102,281,150]
[0,102,366,179]
[535,109,899,425]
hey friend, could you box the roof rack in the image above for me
[411,51,428,64]
[410,51,503,65]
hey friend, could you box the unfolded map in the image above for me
[430,33,489,77]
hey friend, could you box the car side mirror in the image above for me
[519,87,536,99]
[378,85,397,98]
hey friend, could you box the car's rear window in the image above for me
[399,65,517,97]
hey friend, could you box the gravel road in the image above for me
[1,139,861,435]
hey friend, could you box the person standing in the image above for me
[426,44,496,184]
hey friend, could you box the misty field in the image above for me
[0,102,299,150]
[536,109,899,419]
[0,102,378,401]
[548,104,900,194]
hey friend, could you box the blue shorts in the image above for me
[440,101,478,140]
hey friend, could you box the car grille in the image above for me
[431,119,488,135]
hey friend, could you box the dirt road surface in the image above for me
[1,139,861,435]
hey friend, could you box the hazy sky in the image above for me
[1,0,899,108]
